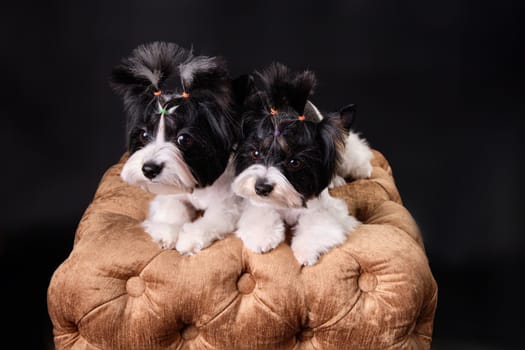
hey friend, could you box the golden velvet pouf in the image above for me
[47,150,437,350]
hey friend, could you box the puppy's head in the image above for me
[232,63,350,208]
[111,42,237,194]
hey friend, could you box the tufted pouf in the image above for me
[47,150,437,350]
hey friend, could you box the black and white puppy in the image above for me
[232,63,372,265]
[111,42,240,255]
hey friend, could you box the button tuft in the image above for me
[126,276,145,297]
[358,272,378,292]
[237,273,256,294]
[297,328,314,341]
[182,325,199,340]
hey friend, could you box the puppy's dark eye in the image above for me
[177,134,193,149]
[251,150,263,161]
[139,130,149,145]
[287,159,302,170]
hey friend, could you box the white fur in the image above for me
[121,112,239,255]
[175,164,240,255]
[291,190,360,265]
[139,162,240,255]
[142,195,195,249]
[121,141,197,194]
[339,131,373,179]
[331,131,374,188]
[232,164,303,209]
[235,201,286,253]
[233,130,373,265]
[235,189,359,266]
[232,164,360,265]
[121,115,197,194]
[156,100,180,114]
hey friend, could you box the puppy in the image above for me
[232,63,372,265]
[110,42,240,255]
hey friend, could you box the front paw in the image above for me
[292,248,319,266]
[329,175,347,188]
[235,223,285,254]
[175,222,207,256]
[351,161,373,180]
[291,241,321,266]
[142,220,180,249]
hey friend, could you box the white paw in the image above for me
[329,175,347,188]
[351,161,373,179]
[175,222,210,256]
[291,236,322,266]
[339,132,374,180]
[236,223,285,254]
[175,232,204,256]
[291,241,321,266]
[291,213,351,266]
[142,220,180,249]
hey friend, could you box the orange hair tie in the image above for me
[182,91,190,98]
[153,90,162,96]
[270,108,278,115]
[297,115,305,121]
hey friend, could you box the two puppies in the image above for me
[111,42,372,265]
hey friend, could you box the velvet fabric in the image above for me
[47,150,437,349]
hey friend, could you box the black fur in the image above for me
[337,103,357,130]
[234,63,345,200]
[257,62,316,115]
[110,42,238,187]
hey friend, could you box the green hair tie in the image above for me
[160,108,168,115]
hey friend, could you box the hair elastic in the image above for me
[297,115,305,121]
[270,108,278,115]
[182,91,190,99]
[160,108,168,115]
[153,90,162,96]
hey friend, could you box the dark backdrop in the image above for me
[1,1,522,349]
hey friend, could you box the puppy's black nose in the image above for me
[142,162,163,179]
[254,179,274,196]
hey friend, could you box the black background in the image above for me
[1,1,522,349]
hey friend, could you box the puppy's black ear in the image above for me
[337,103,357,131]
[110,42,190,126]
